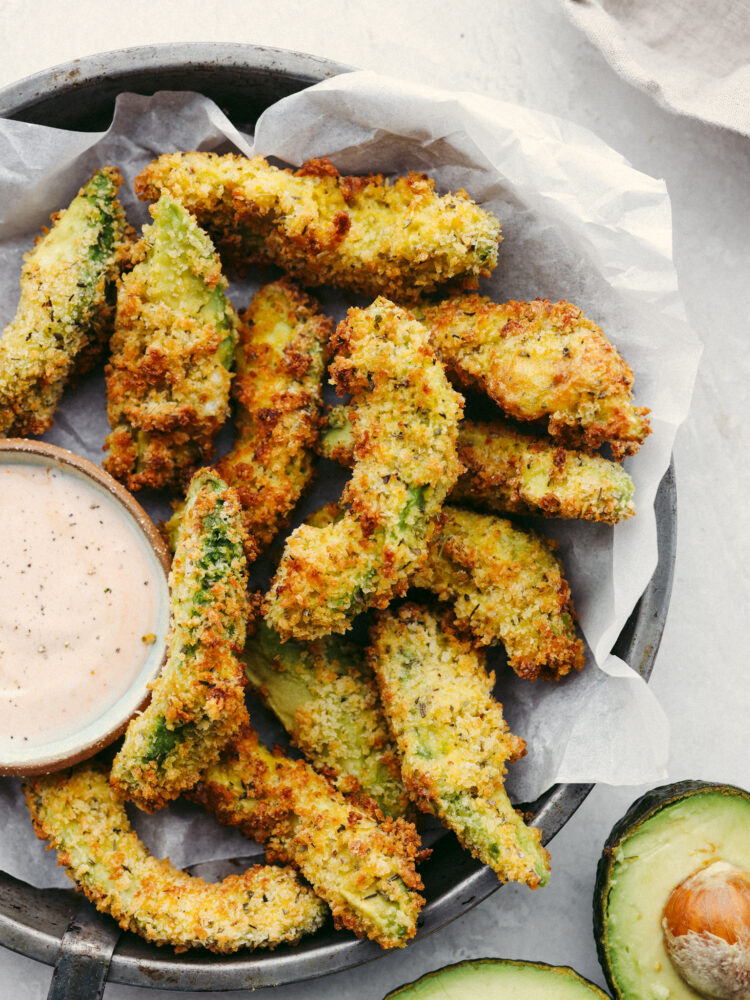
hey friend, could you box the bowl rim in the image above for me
[0,41,353,124]
[0,438,171,777]
[0,42,678,992]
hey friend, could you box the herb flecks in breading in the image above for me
[25,762,325,953]
[135,152,501,302]
[0,167,129,436]
[370,604,550,888]
[412,506,584,681]
[193,726,425,949]
[263,297,463,640]
[111,469,249,810]
[243,620,410,818]
[423,296,650,458]
[218,279,330,559]
[104,194,238,491]
[322,408,635,524]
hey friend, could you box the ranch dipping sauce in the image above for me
[0,454,169,764]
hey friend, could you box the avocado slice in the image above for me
[384,958,609,998]
[594,780,750,1000]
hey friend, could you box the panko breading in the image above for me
[263,298,464,640]
[322,408,636,524]
[25,762,326,953]
[134,152,501,302]
[217,279,330,560]
[243,620,410,819]
[111,470,249,810]
[0,167,128,437]
[193,726,425,949]
[451,418,635,522]
[412,506,584,681]
[104,195,238,491]
[422,296,650,458]
[369,604,550,888]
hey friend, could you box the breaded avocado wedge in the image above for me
[243,620,410,818]
[263,297,463,640]
[104,194,238,491]
[111,469,249,811]
[322,407,635,524]
[25,761,326,953]
[412,506,584,681]
[370,604,550,889]
[422,295,650,458]
[135,152,501,302]
[0,166,129,436]
[193,726,425,949]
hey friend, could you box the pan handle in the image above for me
[47,900,121,1000]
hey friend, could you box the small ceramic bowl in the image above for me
[0,439,171,776]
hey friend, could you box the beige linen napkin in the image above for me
[563,0,750,136]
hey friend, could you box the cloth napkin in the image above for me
[562,0,750,137]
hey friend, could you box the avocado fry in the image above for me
[192,726,425,949]
[243,620,410,819]
[217,279,330,559]
[369,604,550,889]
[165,279,330,561]
[0,166,129,437]
[110,469,249,811]
[25,761,326,953]
[263,297,464,640]
[412,506,584,681]
[134,152,501,302]
[321,407,635,524]
[421,296,650,458]
[104,194,238,491]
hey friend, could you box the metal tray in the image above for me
[0,44,678,994]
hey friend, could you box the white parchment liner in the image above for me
[0,72,701,888]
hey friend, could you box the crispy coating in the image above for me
[111,470,249,810]
[451,418,636,522]
[193,727,425,949]
[243,620,410,818]
[134,152,500,302]
[422,296,651,458]
[370,604,550,888]
[322,408,635,524]
[0,167,128,437]
[104,195,238,491]
[217,279,330,560]
[25,762,326,953]
[263,298,464,640]
[412,506,584,681]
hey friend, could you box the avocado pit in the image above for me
[662,860,750,1000]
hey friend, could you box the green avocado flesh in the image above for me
[596,782,750,1000]
[385,959,609,999]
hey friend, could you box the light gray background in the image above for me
[0,1,748,997]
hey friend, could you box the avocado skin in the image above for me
[384,958,610,998]
[594,779,750,1000]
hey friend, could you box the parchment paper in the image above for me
[0,72,701,889]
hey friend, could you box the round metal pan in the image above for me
[0,44,678,993]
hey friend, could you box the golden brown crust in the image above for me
[104,196,238,491]
[0,166,128,437]
[110,471,249,810]
[263,297,463,640]
[193,726,426,948]
[424,296,650,458]
[134,152,501,302]
[412,506,585,681]
[369,604,550,888]
[216,279,331,561]
[25,762,326,953]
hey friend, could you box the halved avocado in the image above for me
[384,958,610,998]
[594,780,750,999]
